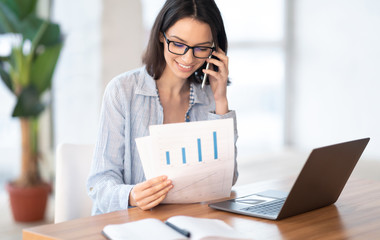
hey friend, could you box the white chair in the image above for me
[54,143,94,223]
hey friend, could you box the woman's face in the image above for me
[160,17,213,81]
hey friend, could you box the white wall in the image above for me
[52,0,102,145]
[291,0,380,158]
[102,0,144,88]
[52,0,144,147]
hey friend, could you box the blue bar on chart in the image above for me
[166,151,170,165]
[164,131,218,165]
[182,147,186,164]
[213,131,218,159]
[197,138,202,162]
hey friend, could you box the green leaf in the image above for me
[13,0,37,20]
[0,0,18,16]
[9,45,28,87]
[0,0,37,20]
[19,14,43,41]
[20,16,62,46]
[0,62,14,92]
[0,0,39,35]
[39,22,62,46]
[0,1,22,33]
[30,42,62,94]
[12,85,45,117]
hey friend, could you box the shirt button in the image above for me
[186,115,190,119]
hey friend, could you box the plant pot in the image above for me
[6,182,51,222]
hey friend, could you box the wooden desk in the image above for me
[23,178,380,239]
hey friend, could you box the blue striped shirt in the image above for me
[87,67,238,215]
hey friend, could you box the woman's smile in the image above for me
[176,61,194,72]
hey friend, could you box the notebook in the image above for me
[102,215,252,240]
[209,138,370,220]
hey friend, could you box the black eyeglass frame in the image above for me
[163,32,215,59]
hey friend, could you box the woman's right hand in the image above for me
[129,175,173,210]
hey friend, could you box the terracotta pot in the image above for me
[6,182,51,222]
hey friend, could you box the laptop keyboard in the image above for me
[241,198,286,215]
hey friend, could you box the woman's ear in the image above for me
[159,32,164,43]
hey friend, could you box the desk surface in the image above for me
[23,177,380,240]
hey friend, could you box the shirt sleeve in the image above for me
[207,110,239,186]
[86,78,133,215]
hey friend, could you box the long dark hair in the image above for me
[142,0,228,84]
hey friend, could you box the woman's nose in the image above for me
[181,49,195,63]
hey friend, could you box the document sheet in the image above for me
[135,118,235,203]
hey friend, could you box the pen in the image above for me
[201,43,215,89]
[201,58,211,89]
[164,220,191,238]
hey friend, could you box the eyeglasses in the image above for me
[163,32,215,59]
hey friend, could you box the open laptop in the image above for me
[209,138,370,220]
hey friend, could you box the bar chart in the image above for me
[136,118,235,203]
[164,131,219,166]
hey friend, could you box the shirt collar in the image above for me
[191,82,210,105]
[135,67,158,97]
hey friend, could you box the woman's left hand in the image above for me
[203,48,229,115]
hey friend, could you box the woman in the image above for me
[87,0,238,214]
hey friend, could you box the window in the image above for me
[218,0,286,157]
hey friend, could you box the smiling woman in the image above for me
[87,0,239,214]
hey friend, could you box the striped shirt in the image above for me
[87,67,238,215]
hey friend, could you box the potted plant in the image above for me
[0,0,62,221]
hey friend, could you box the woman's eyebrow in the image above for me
[170,35,212,46]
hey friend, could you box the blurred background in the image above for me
[1,0,379,239]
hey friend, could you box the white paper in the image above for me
[103,216,252,240]
[135,136,154,178]
[136,118,235,203]
[168,216,252,240]
[103,218,186,240]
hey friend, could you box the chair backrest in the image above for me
[54,143,94,223]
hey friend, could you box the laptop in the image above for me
[209,138,370,220]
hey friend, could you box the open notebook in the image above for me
[102,215,252,240]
